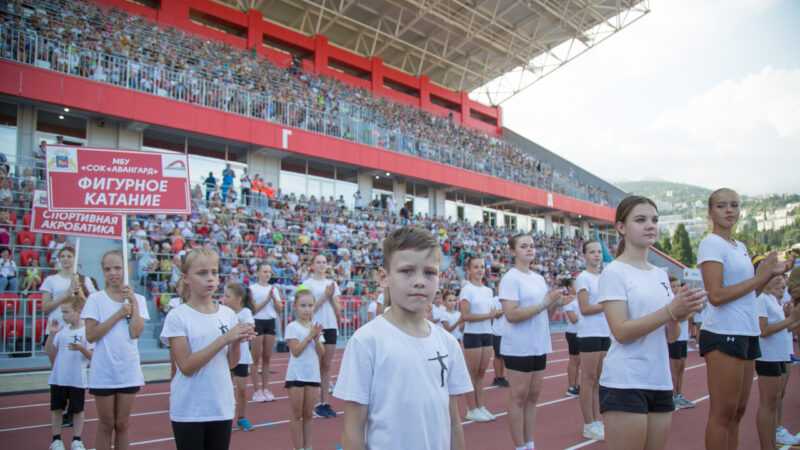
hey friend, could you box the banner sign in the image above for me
[31,190,123,240]
[46,145,191,214]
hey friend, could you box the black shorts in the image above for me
[503,354,546,373]
[463,333,493,349]
[89,386,141,396]
[565,332,579,356]
[755,361,787,377]
[172,420,231,450]
[599,386,675,414]
[668,340,688,360]
[579,336,611,353]
[231,363,249,377]
[322,328,337,345]
[284,380,321,388]
[50,385,86,413]
[254,318,276,336]
[699,330,761,360]
[492,335,503,358]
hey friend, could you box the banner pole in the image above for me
[74,237,80,271]
[122,214,129,286]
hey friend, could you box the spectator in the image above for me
[204,171,217,202]
[0,247,17,292]
[221,163,235,202]
[240,168,252,206]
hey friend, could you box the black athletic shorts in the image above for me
[89,386,140,396]
[699,330,761,360]
[503,354,546,373]
[463,333,493,349]
[254,318,276,336]
[599,385,674,414]
[322,328,337,345]
[231,363,249,377]
[172,420,232,450]
[492,335,502,358]
[565,332,579,356]
[284,380,321,388]
[50,385,86,413]
[755,361,787,377]
[668,340,688,360]
[579,336,611,353]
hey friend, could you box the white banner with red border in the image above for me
[31,190,123,240]
[45,145,191,214]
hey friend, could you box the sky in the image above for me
[500,0,800,196]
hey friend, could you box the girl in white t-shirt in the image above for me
[249,262,283,403]
[599,196,705,449]
[160,248,256,450]
[698,188,794,449]
[367,287,382,322]
[82,250,148,450]
[490,284,509,388]
[41,247,97,344]
[303,253,341,418]
[561,278,581,400]
[439,291,464,341]
[285,287,324,450]
[754,273,800,448]
[499,233,569,450]
[575,240,607,440]
[459,256,503,423]
[223,281,257,432]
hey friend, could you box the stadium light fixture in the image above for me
[63,107,69,112]
[58,115,64,120]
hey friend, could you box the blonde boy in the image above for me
[334,227,472,449]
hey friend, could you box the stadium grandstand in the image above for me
[0,0,644,362]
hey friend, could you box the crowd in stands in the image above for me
[1,0,614,207]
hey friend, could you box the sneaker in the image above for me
[323,403,337,418]
[583,423,602,440]
[252,390,266,402]
[236,418,254,431]
[672,395,684,409]
[70,440,86,450]
[491,377,503,387]
[566,386,579,397]
[61,412,73,428]
[329,381,336,394]
[591,421,605,440]
[498,377,510,387]
[790,355,800,365]
[465,408,490,422]
[262,389,276,402]
[313,403,330,418]
[777,426,800,445]
[49,440,65,450]
[677,394,695,408]
[479,406,496,421]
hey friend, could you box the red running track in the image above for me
[1,337,797,449]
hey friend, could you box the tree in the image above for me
[660,235,673,255]
[670,223,695,267]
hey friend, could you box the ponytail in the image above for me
[616,237,626,259]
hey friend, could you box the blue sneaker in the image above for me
[236,418,254,431]
[313,403,330,418]
[324,403,337,418]
[790,355,800,365]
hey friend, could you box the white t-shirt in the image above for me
[41,274,97,334]
[236,308,255,365]
[459,283,493,335]
[698,234,760,336]
[81,291,149,388]
[367,301,377,317]
[431,304,446,322]
[333,316,472,450]
[160,303,239,422]
[756,293,792,362]
[250,283,281,320]
[678,319,690,342]
[376,293,384,305]
[575,271,609,338]
[498,268,552,357]
[597,261,674,390]
[491,296,506,336]
[440,310,462,340]
[563,299,581,334]
[48,326,93,388]
[284,320,322,383]
[304,277,341,330]
[166,297,182,312]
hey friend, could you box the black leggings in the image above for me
[172,420,232,450]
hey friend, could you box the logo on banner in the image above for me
[33,190,48,207]
[47,148,78,173]
[161,154,188,178]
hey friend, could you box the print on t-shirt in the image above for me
[428,351,449,387]
[218,321,229,334]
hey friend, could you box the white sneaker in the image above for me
[465,408,490,422]
[329,381,335,394]
[583,423,602,440]
[49,440,65,450]
[591,421,605,440]
[70,441,86,450]
[776,426,800,445]
[479,406,496,421]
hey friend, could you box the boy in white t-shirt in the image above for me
[335,226,472,450]
[45,296,94,450]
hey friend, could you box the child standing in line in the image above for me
[562,278,581,400]
[250,262,283,403]
[440,292,464,342]
[161,248,256,450]
[45,296,93,450]
[490,284,509,388]
[335,226,472,450]
[285,286,325,450]
[223,281,257,432]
